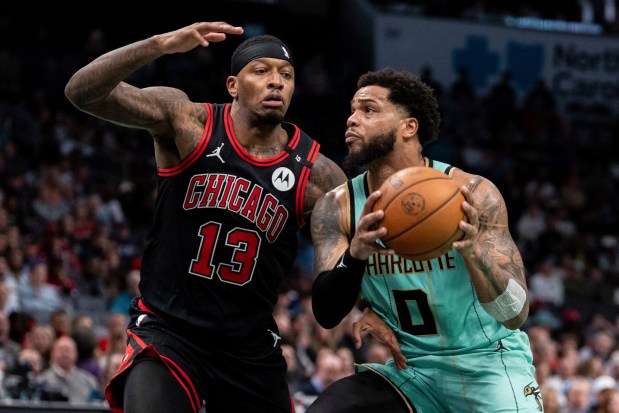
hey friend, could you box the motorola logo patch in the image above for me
[272,167,295,192]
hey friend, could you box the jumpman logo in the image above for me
[206,143,225,163]
[267,329,281,347]
[336,254,347,269]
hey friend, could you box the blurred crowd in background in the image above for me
[1,1,619,411]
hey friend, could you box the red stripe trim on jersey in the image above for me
[287,123,301,149]
[307,140,320,163]
[161,355,201,412]
[224,104,292,167]
[137,298,151,313]
[128,329,148,349]
[296,166,310,226]
[289,391,296,413]
[295,141,320,226]
[158,103,214,177]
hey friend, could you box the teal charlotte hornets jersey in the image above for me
[350,159,519,357]
[348,159,542,412]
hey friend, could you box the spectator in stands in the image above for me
[335,346,355,379]
[16,348,43,377]
[528,256,566,309]
[281,342,306,394]
[0,309,20,374]
[590,375,618,412]
[295,348,344,398]
[516,200,547,250]
[547,348,581,398]
[0,274,15,316]
[24,325,56,370]
[71,324,103,382]
[72,314,95,330]
[291,311,320,377]
[580,329,616,366]
[540,384,564,413]
[31,180,71,227]
[97,312,128,358]
[597,388,619,413]
[17,258,66,325]
[49,309,71,338]
[3,348,44,401]
[364,338,392,364]
[36,335,102,403]
[92,184,126,228]
[564,375,592,413]
[108,268,140,315]
[3,249,27,313]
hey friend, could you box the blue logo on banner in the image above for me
[453,36,499,89]
[452,35,544,92]
[506,42,544,91]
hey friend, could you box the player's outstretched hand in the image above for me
[155,22,244,55]
[352,307,407,370]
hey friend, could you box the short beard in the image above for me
[342,130,397,174]
[254,110,284,126]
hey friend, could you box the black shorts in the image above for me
[105,298,293,413]
[305,370,415,413]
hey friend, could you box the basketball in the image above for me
[373,166,466,261]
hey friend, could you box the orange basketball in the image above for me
[373,166,466,261]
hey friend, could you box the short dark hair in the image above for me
[357,68,440,146]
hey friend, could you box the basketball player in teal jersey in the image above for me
[307,68,542,412]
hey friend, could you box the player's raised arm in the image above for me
[452,173,529,330]
[65,22,244,133]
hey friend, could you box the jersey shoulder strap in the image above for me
[425,157,458,177]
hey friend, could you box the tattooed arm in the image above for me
[451,171,529,330]
[311,184,365,328]
[304,153,347,217]
[310,183,362,328]
[64,22,244,166]
[310,184,393,328]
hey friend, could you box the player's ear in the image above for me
[402,117,418,138]
[226,76,238,98]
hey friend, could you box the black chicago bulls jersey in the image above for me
[139,103,319,337]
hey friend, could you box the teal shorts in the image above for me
[357,335,543,413]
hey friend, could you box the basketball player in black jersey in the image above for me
[65,22,346,413]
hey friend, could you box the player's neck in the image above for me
[231,111,288,158]
[366,154,425,192]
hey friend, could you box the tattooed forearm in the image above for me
[311,192,347,274]
[479,239,526,292]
